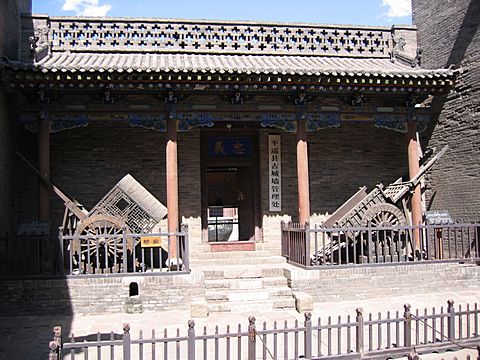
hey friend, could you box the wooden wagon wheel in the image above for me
[361,203,407,258]
[73,214,129,272]
[361,203,406,227]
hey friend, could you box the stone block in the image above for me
[191,298,208,318]
[229,290,269,302]
[124,296,143,314]
[293,291,313,313]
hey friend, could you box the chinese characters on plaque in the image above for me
[269,135,281,212]
[207,137,252,157]
[140,236,163,248]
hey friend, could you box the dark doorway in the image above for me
[201,133,259,242]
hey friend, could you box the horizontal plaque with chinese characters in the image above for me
[207,137,252,157]
[269,135,281,212]
[140,236,163,248]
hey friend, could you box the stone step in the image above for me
[205,276,287,290]
[203,267,285,280]
[205,286,293,302]
[207,297,296,313]
[190,255,287,267]
[191,250,275,260]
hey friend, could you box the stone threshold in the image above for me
[209,241,256,252]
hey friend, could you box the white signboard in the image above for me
[268,135,281,212]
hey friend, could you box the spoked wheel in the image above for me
[361,204,407,261]
[73,215,128,273]
[362,203,406,227]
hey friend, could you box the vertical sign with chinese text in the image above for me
[269,135,281,212]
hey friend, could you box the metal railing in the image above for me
[47,300,480,359]
[281,222,480,268]
[59,224,189,275]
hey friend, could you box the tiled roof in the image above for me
[3,53,453,79]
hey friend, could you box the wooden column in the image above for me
[38,115,50,221]
[166,118,179,260]
[296,119,310,225]
[407,119,422,254]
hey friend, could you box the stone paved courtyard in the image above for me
[1,289,478,359]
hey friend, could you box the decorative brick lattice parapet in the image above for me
[41,17,401,57]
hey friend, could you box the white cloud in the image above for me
[62,0,112,16]
[382,0,412,18]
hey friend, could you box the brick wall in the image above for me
[0,271,205,315]
[0,0,31,237]
[16,119,409,255]
[49,120,169,225]
[259,124,408,252]
[286,263,480,302]
[413,0,480,221]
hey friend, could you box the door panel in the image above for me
[237,166,255,241]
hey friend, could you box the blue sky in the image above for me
[33,0,412,26]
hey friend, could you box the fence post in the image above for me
[407,350,420,360]
[447,299,456,341]
[248,316,256,360]
[57,227,64,275]
[53,326,62,350]
[356,307,364,354]
[304,312,312,359]
[281,221,284,257]
[122,227,127,273]
[48,341,59,360]
[188,320,195,360]
[183,224,190,271]
[123,323,131,360]
[48,325,62,360]
[404,304,412,348]
[367,222,373,263]
[305,222,310,267]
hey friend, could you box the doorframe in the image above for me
[200,130,261,244]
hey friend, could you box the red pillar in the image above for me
[296,118,310,225]
[38,115,50,221]
[166,118,179,260]
[407,119,422,253]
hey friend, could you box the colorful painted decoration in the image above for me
[177,113,215,132]
[306,112,341,131]
[128,114,167,132]
[21,113,89,133]
[374,113,431,133]
[260,114,297,133]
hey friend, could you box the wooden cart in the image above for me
[18,153,167,269]
[311,145,448,265]
[322,145,448,229]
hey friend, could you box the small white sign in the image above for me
[268,135,281,212]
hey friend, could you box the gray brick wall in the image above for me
[259,123,408,250]
[0,0,31,237]
[286,263,480,302]
[413,0,480,221]
[16,120,201,226]
[0,271,205,315]
[16,118,409,252]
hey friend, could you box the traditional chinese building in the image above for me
[1,13,458,260]
[6,6,480,321]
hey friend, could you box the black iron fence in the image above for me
[59,224,189,275]
[281,222,480,268]
[48,300,480,359]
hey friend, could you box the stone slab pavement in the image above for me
[0,290,479,359]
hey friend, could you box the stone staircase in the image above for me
[190,251,296,313]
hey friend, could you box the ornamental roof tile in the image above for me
[1,15,454,81]
[3,53,453,79]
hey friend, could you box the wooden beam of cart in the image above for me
[16,152,89,221]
